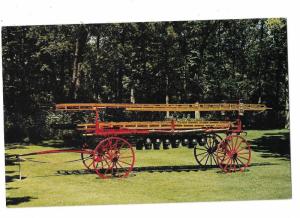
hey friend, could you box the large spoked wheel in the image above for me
[216,134,251,172]
[93,137,135,179]
[81,143,94,170]
[194,133,222,168]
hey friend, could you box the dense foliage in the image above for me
[2,18,288,142]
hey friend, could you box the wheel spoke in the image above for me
[236,157,248,168]
[212,153,217,165]
[199,153,209,163]
[119,155,133,159]
[238,153,250,159]
[223,142,231,152]
[82,155,93,161]
[235,158,243,170]
[103,139,111,149]
[233,159,237,172]
[101,158,109,167]
[114,163,119,176]
[88,161,93,168]
[234,159,241,170]
[236,144,247,153]
[228,138,234,150]
[111,163,115,175]
[118,159,132,166]
[196,151,208,156]
[105,164,113,176]
[234,139,243,151]
[239,156,250,161]
[208,137,212,148]
[116,161,126,170]
[229,159,233,172]
[217,148,226,154]
[204,154,210,165]
[204,138,210,149]
[116,140,125,149]
[234,135,239,149]
[237,151,250,155]
[223,158,230,171]
[195,147,206,151]
[223,155,231,162]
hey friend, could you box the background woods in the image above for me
[2,18,288,142]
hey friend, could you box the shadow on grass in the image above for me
[53,162,277,177]
[6,196,36,206]
[5,169,26,183]
[5,175,26,183]
[6,187,19,190]
[5,143,29,150]
[250,131,290,160]
[5,139,78,151]
[6,170,16,174]
[5,155,20,166]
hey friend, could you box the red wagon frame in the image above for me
[15,102,270,179]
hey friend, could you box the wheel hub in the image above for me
[232,152,238,160]
[227,151,237,159]
[112,156,119,162]
[207,146,216,154]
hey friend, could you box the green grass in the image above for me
[5,129,291,207]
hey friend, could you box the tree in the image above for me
[2,18,289,142]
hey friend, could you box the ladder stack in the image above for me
[56,103,270,112]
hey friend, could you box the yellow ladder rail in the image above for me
[76,120,234,131]
[56,103,271,112]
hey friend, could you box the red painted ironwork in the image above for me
[19,149,93,157]
[79,117,235,137]
[216,134,251,172]
[93,137,135,179]
[15,102,268,179]
[17,137,135,178]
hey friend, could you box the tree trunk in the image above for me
[285,65,289,129]
[130,88,135,104]
[165,74,170,118]
[69,26,88,100]
[257,20,264,103]
[70,38,80,100]
[96,35,100,50]
[285,94,289,129]
[115,69,124,102]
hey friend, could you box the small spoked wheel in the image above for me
[194,133,222,168]
[216,134,251,172]
[93,137,135,179]
[81,143,94,170]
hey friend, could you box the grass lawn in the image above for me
[5,129,291,207]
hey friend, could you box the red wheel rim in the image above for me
[216,135,251,172]
[93,137,135,179]
[81,143,94,170]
